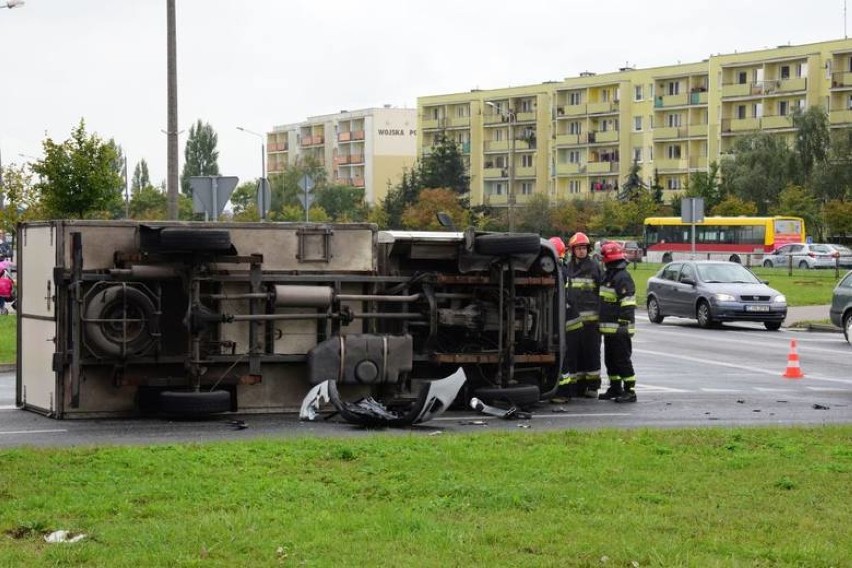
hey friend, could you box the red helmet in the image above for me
[548,236,566,258]
[600,241,625,263]
[568,232,590,250]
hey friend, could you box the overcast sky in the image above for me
[0,0,843,189]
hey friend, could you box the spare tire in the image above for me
[474,233,541,256]
[159,390,232,416]
[84,285,157,357]
[158,228,233,253]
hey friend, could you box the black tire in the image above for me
[474,233,541,256]
[764,321,782,331]
[158,228,232,252]
[843,312,851,346]
[647,297,664,324]
[472,384,541,408]
[84,285,157,357]
[729,254,741,264]
[763,260,773,268]
[696,300,713,329]
[159,390,231,416]
[662,252,673,263]
[798,260,810,269]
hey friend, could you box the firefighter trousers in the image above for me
[603,332,635,386]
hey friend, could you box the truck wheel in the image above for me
[159,390,232,416]
[84,285,157,357]
[158,228,233,252]
[472,384,541,408]
[474,233,540,256]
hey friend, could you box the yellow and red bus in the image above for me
[643,216,806,263]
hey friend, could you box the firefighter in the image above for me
[598,241,637,403]
[555,232,602,400]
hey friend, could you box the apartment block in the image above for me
[267,106,417,205]
[418,38,852,209]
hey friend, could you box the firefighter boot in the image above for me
[615,381,637,403]
[598,379,623,400]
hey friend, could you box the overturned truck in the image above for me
[16,221,564,420]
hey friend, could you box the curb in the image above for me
[0,364,15,373]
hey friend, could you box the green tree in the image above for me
[791,105,829,179]
[314,184,366,221]
[132,159,152,194]
[401,187,470,230]
[811,129,852,202]
[382,168,421,229]
[719,133,796,214]
[710,195,758,216]
[31,119,124,219]
[824,199,852,238]
[0,162,45,237]
[229,180,259,218]
[685,161,722,210]
[129,185,168,220]
[420,134,469,196]
[180,120,220,195]
[618,159,647,202]
[771,184,822,240]
[514,193,552,235]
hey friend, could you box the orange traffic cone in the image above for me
[782,338,804,379]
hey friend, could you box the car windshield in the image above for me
[696,264,760,284]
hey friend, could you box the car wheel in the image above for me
[647,297,664,324]
[844,312,852,346]
[696,300,713,329]
[798,260,810,269]
[764,321,782,331]
[763,259,773,268]
[729,254,741,264]
[474,233,541,256]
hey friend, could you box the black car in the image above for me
[646,261,787,330]
[829,270,852,345]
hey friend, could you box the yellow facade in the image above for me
[267,107,417,205]
[418,38,852,208]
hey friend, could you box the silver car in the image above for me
[762,243,852,269]
[646,261,787,330]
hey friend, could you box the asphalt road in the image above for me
[1,315,850,448]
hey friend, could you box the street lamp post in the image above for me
[486,102,517,232]
[237,127,268,220]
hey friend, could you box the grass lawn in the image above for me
[0,426,849,565]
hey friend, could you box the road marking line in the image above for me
[637,384,689,393]
[636,348,852,384]
[805,386,847,391]
[753,387,795,392]
[0,405,17,410]
[0,429,67,435]
[701,388,743,393]
[430,412,631,422]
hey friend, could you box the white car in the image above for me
[762,243,852,269]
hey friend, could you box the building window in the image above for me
[568,150,580,163]
[667,178,682,190]
[753,103,763,118]
[633,147,642,162]
[634,85,643,101]
[779,100,789,116]
[521,154,533,167]
[667,145,682,159]
[456,105,469,118]
[668,81,680,95]
[633,116,643,131]
[569,180,581,194]
[569,92,581,105]
[667,114,682,127]
[737,71,748,84]
[737,105,747,119]
[520,99,533,112]
[494,183,504,196]
[780,65,790,80]
[569,121,582,135]
[495,129,503,142]
[648,146,654,161]
[847,95,852,110]
[521,182,533,195]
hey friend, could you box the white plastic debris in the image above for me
[44,530,86,543]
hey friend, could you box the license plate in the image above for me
[745,305,770,312]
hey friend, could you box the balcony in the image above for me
[461,142,471,154]
[721,83,752,98]
[594,130,619,143]
[727,117,761,132]
[654,93,689,108]
[338,132,352,142]
[762,115,794,130]
[515,111,536,123]
[335,155,351,165]
[448,116,470,128]
[587,101,618,114]
[689,91,709,105]
[688,124,708,138]
[352,130,365,140]
[484,114,507,125]
[335,177,353,186]
[484,167,508,179]
[301,135,324,147]
[829,109,852,125]
[653,126,687,141]
[831,71,852,88]
[776,77,807,93]
[515,166,536,178]
[484,140,511,152]
[689,157,708,170]
[269,142,288,152]
[587,161,618,174]
[352,177,365,188]
[563,104,588,116]
[654,158,688,171]
[349,154,365,164]
[555,163,583,175]
[555,133,582,146]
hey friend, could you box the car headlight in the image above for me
[714,293,736,302]
[773,294,786,304]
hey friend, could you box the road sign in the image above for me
[256,178,271,220]
[680,197,705,223]
[298,174,314,193]
[191,176,239,219]
[298,174,315,221]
